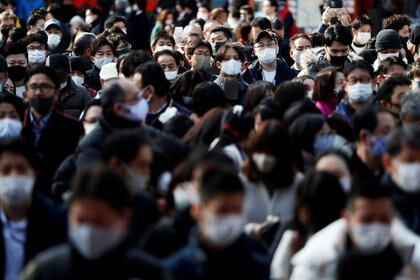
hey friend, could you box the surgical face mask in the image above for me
[258,47,277,64]
[28,50,46,64]
[197,12,209,21]
[165,70,178,81]
[394,161,420,193]
[193,56,211,72]
[252,153,276,173]
[123,164,149,193]
[69,223,126,260]
[155,45,173,52]
[378,52,399,61]
[47,34,61,48]
[351,222,391,254]
[83,122,97,135]
[293,51,302,64]
[173,181,199,210]
[340,177,351,193]
[72,75,84,86]
[202,212,244,247]
[357,32,371,45]
[221,59,242,76]
[368,134,387,157]
[347,82,373,103]
[0,176,34,207]
[94,56,114,69]
[122,99,149,122]
[0,118,22,138]
[313,134,334,154]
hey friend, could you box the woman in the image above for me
[245,81,276,111]
[0,93,25,138]
[312,67,344,117]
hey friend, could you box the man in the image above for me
[126,0,151,51]
[165,168,270,279]
[350,15,373,55]
[4,42,28,98]
[0,10,17,42]
[373,29,405,71]
[44,19,64,54]
[209,26,233,54]
[104,15,127,33]
[0,137,66,280]
[85,7,103,35]
[22,33,48,68]
[290,179,420,279]
[46,54,92,118]
[132,62,190,125]
[21,66,84,195]
[240,5,254,24]
[375,57,408,87]
[289,33,311,71]
[272,18,294,66]
[99,62,119,90]
[400,94,420,126]
[27,13,45,31]
[154,50,181,82]
[247,30,297,86]
[0,55,11,96]
[377,76,411,121]
[407,24,419,61]
[250,17,272,41]
[21,165,169,279]
[383,125,420,235]
[352,106,395,182]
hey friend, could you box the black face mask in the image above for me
[8,66,27,82]
[29,97,54,116]
[116,47,131,58]
[1,28,11,39]
[213,41,226,54]
[329,55,347,68]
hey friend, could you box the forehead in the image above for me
[28,41,43,47]
[387,64,406,74]
[27,73,54,85]
[6,54,26,61]
[210,31,226,38]
[316,154,347,170]
[294,38,311,46]
[157,54,176,64]
[157,38,173,44]
[358,24,371,31]
[329,41,349,49]
[352,197,393,213]
[347,68,370,78]
[0,151,29,165]
[46,26,61,33]
[194,46,211,53]
[97,45,113,52]
[0,102,17,112]
[256,36,275,45]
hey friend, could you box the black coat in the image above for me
[246,58,298,86]
[126,11,151,51]
[85,65,101,92]
[21,110,84,196]
[59,77,92,119]
[0,193,67,280]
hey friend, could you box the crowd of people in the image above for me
[0,0,418,279]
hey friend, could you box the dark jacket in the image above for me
[213,76,249,106]
[89,18,104,35]
[164,229,270,280]
[21,110,84,196]
[21,244,170,280]
[246,58,298,86]
[85,65,101,91]
[59,77,92,119]
[0,193,67,280]
[126,11,151,51]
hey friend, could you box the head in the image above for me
[274,81,307,118]
[23,33,48,66]
[70,56,90,86]
[351,15,373,45]
[151,31,175,54]
[45,54,71,88]
[215,44,246,78]
[209,8,228,25]
[245,81,276,111]
[120,50,150,78]
[262,0,277,16]
[375,57,408,86]
[90,36,116,70]
[250,17,271,40]
[383,14,411,39]
[44,19,62,49]
[5,42,28,83]
[324,25,352,69]
[203,20,218,41]
[400,93,420,127]
[377,75,411,119]
[289,34,311,69]
[154,50,180,81]
[0,10,17,40]
[375,29,402,61]
[315,150,352,192]
[343,60,375,108]
[192,82,226,117]
[253,99,281,130]
[253,31,278,65]
[104,15,127,33]
[132,61,170,103]
[81,99,102,135]
[312,67,341,104]
[209,26,233,54]
[239,5,254,23]
[73,32,96,59]
[27,14,45,31]
[85,7,101,25]
[292,75,315,97]
[186,39,212,73]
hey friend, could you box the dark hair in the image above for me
[104,15,127,30]
[240,5,254,20]
[351,15,373,30]
[289,33,311,49]
[375,57,408,76]
[192,82,226,117]
[271,18,284,31]
[283,99,321,126]
[237,23,251,42]
[0,93,25,121]
[290,113,326,154]
[153,49,181,66]
[151,31,175,48]
[121,50,150,77]
[87,6,102,16]
[22,32,48,50]
[266,0,278,8]
[186,39,212,56]
[103,130,150,163]
[163,114,194,139]
[24,65,59,89]
[377,75,411,102]
[27,14,44,28]
[80,99,102,121]
[387,125,420,157]
[215,43,246,62]
[274,81,307,119]
[107,33,129,51]
[245,81,276,111]
[312,67,339,103]
[383,14,411,32]
[9,28,26,43]
[134,62,170,98]
[198,168,244,203]
[210,25,233,39]
[353,105,388,138]
[250,17,271,30]
[71,164,130,213]
[90,36,116,57]
[253,98,281,121]
[324,25,352,47]
[101,83,126,115]
[73,32,96,56]
[347,177,392,209]
[4,42,27,58]
[343,60,374,79]
[209,8,227,21]
[0,137,38,168]
[308,32,325,48]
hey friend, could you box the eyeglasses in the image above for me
[193,52,211,57]
[254,41,276,50]
[346,76,372,85]
[27,83,55,92]
[116,44,131,51]
[27,46,46,51]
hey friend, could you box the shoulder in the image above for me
[53,111,83,128]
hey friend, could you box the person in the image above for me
[253,99,281,130]
[132,61,190,126]
[383,125,420,235]
[22,32,48,68]
[0,10,17,43]
[85,36,116,91]
[119,50,150,79]
[46,54,92,118]
[104,15,127,33]
[0,93,25,138]
[271,18,294,67]
[172,40,215,108]
[44,19,65,54]
[71,32,96,66]
[350,15,373,55]
[213,44,248,105]
[0,55,11,96]
[151,31,175,54]
[154,50,181,82]
[290,178,420,279]
[315,150,352,193]
[377,75,411,121]
[407,24,419,61]
[85,7,103,35]
[70,56,96,98]
[27,13,46,31]
[274,81,307,119]
[4,42,28,98]
[311,68,342,117]
[289,34,311,71]
[383,14,413,64]
[164,168,270,280]
[240,5,254,24]
[21,66,84,195]
[80,99,102,135]
[277,0,297,38]
[0,137,67,280]
[375,57,408,87]
[126,0,151,51]
[209,26,233,54]
[99,62,119,90]
[292,75,315,98]
[191,81,226,119]
[262,0,277,21]
[248,30,297,86]
[399,93,420,126]
[250,17,272,42]
[317,5,351,34]
[150,9,176,42]
[352,106,395,180]
[209,8,227,26]
[21,165,169,280]
[244,81,276,111]
[373,29,405,71]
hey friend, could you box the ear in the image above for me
[358,129,369,144]
[382,153,393,173]
[342,208,350,220]
[190,202,201,221]
[376,75,384,86]
[216,61,221,70]
[22,91,27,99]
[351,28,357,36]
[100,79,105,87]
[289,49,294,58]
[187,55,192,62]
[241,61,248,72]
[113,102,127,116]
[379,99,387,108]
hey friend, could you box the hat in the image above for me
[100,62,118,80]
[44,19,62,31]
[375,29,401,52]
[253,30,277,45]
[0,55,7,73]
[409,24,420,46]
[46,54,71,74]
[70,56,90,73]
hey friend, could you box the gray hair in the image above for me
[400,91,420,120]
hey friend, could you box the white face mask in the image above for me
[202,212,244,247]
[252,153,276,173]
[357,32,371,45]
[394,161,420,193]
[378,52,399,61]
[28,50,46,64]
[83,122,97,135]
[293,51,302,64]
[351,222,391,254]
[258,47,277,64]
[0,176,34,207]
[173,181,199,210]
[347,82,373,103]
[221,59,242,76]
[122,98,149,122]
[72,75,84,86]
[0,118,22,138]
[94,56,114,69]
[47,34,61,48]
[69,223,126,260]
[123,164,149,193]
[155,45,173,52]
[165,70,178,81]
